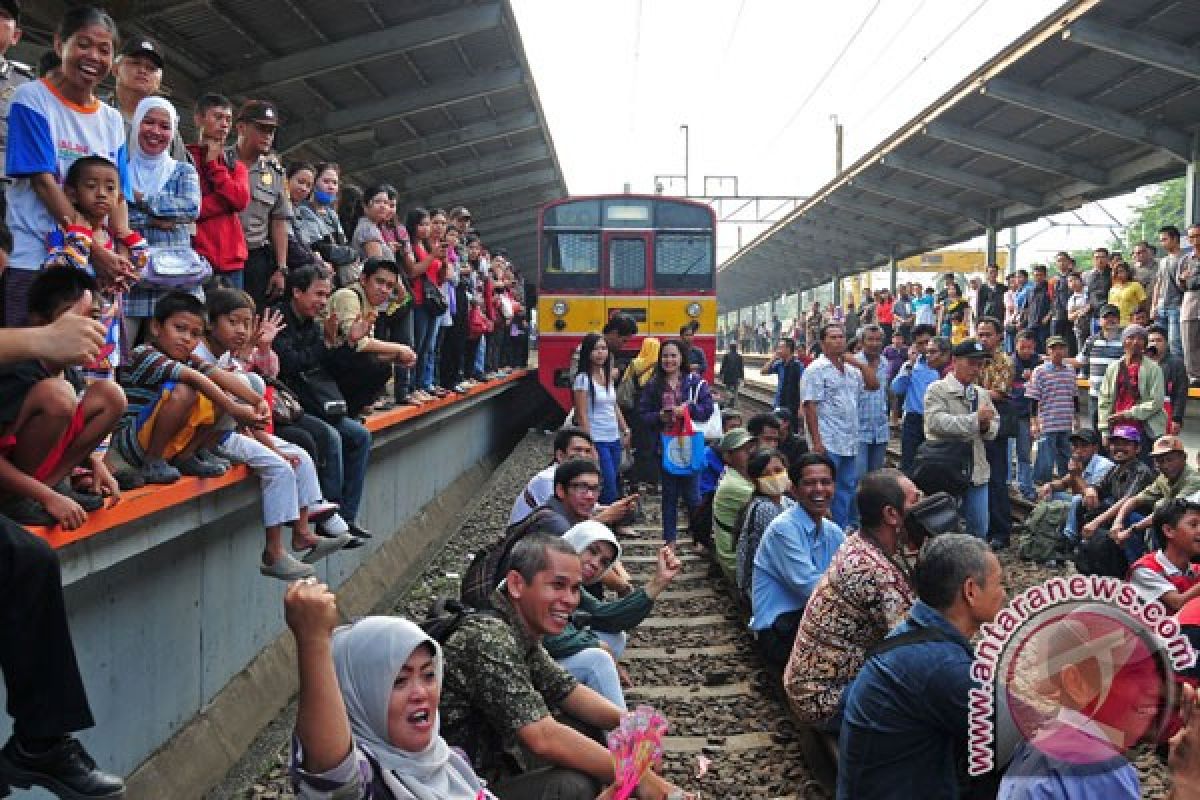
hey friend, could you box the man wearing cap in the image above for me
[229,100,291,310]
[1029,335,1077,484]
[923,338,999,540]
[1070,425,1154,569]
[101,35,189,163]
[712,427,757,583]
[1098,324,1165,461]
[1077,304,1125,430]
[0,0,32,225]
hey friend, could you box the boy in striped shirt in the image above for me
[1030,335,1077,483]
[1076,304,1124,429]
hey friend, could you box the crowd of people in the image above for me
[0,4,534,797]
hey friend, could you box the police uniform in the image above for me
[229,101,292,311]
[0,56,35,222]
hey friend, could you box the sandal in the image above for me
[259,552,316,581]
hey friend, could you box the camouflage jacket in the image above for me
[440,589,579,781]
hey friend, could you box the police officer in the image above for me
[229,100,291,310]
[0,0,33,227]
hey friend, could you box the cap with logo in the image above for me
[951,339,988,359]
[237,100,280,126]
[120,36,164,69]
[1068,429,1101,447]
[718,428,755,453]
[1109,424,1142,443]
[1046,335,1067,348]
[1150,435,1185,457]
[1100,304,1121,318]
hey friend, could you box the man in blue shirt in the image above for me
[838,534,1007,800]
[890,326,946,475]
[760,337,803,431]
[751,452,845,667]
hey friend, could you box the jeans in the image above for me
[594,439,623,505]
[557,647,625,709]
[828,451,858,529]
[900,412,924,476]
[1063,494,1085,541]
[305,414,371,523]
[849,442,887,527]
[475,335,487,377]
[661,471,699,544]
[984,437,1011,546]
[961,483,990,539]
[412,305,440,391]
[1010,417,1034,498]
[1162,307,1184,359]
[1033,430,1071,483]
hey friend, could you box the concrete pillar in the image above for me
[888,251,897,293]
[985,210,998,269]
[1186,134,1200,226]
[832,266,842,306]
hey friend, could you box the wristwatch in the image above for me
[275,264,289,276]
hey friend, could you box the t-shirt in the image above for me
[913,295,935,326]
[114,344,213,465]
[1129,550,1200,607]
[350,216,386,262]
[1108,281,1146,325]
[573,372,620,442]
[6,79,127,270]
[509,463,555,525]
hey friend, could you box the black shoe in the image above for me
[0,497,56,527]
[54,482,103,513]
[0,736,125,799]
[348,523,373,540]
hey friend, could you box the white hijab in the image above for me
[562,519,622,581]
[330,616,485,800]
[127,96,179,198]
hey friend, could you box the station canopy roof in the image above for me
[717,0,1200,311]
[18,0,566,272]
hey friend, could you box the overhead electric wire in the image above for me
[846,0,928,88]
[767,0,883,150]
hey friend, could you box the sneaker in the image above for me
[172,454,226,478]
[196,449,232,471]
[140,458,181,485]
[297,532,353,564]
[259,552,316,581]
[0,497,56,527]
[54,481,103,513]
[452,383,470,394]
[0,735,125,799]
[113,469,145,491]
[308,501,339,524]
[348,522,373,541]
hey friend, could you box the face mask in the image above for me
[313,189,336,205]
[758,474,792,496]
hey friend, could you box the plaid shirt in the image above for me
[1028,362,1077,432]
[801,355,864,457]
[856,354,890,444]
[126,161,204,318]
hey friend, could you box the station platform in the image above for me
[2,370,553,800]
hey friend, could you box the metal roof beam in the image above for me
[800,208,924,249]
[279,68,525,153]
[423,168,561,209]
[822,196,953,237]
[214,4,504,95]
[1062,19,1200,82]
[879,153,1043,208]
[399,144,551,194]
[847,174,988,225]
[921,120,1107,186]
[466,187,563,219]
[475,205,542,233]
[341,111,541,175]
[980,78,1192,162]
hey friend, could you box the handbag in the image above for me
[292,367,347,423]
[690,380,724,441]
[141,245,212,289]
[661,405,706,476]
[913,439,974,497]
[423,275,449,315]
[993,397,1019,440]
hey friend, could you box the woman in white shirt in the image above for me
[573,332,630,504]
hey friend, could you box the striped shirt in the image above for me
[856,354,890,444]
[1079,330,1124,397]
[114,344,213,465]
[1028,362,1077,432]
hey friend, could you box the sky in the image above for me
[510,0,1149,270]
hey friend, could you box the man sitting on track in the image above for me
[440,533,687,800]
[784,469,918,733]
[838,534,1006,800]
[508,427,596,526]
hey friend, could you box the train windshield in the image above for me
[655,232,714,290]
[541,231,601,290]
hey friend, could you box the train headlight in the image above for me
[552,301,568,316]
[686,302,702,318]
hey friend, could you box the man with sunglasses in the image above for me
[230,100,291,310]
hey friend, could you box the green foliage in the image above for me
[1110,177,1186,252]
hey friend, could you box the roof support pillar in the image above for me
[833,264,842,306]
[1187,134,1200,230]
[985,210,998,271]
[888,249,897,294]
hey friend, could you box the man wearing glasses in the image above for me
[230,100,292,309]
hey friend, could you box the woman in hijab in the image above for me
[123,95,202,345]
[285,580,495,800]
[544,521,682,708]
[622,337,661,494]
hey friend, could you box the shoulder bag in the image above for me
[292,367,347,423]
[423,274,449,315]
[912,386,977,497]
[661,405,706,476]
[141,246,212,289]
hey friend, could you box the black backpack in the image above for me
[419,595,500,644]
[461,506,561,610]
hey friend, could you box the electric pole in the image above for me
[831,114,844,176]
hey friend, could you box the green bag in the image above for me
[1018,499,1072,562]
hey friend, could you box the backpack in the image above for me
[461,506,561,610]
[1017,499,1072,562]
[419,595,501,644]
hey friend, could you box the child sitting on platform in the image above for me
[111,292,266,485]
[198,288,353,580]
[0,267,127,528]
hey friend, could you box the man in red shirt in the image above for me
[186,93,249,286]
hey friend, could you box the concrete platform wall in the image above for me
[0,376,548,799]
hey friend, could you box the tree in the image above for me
[1111,177,1186,252]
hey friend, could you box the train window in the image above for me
[655,233,714,290]
[543,201,601,228]
[609,238,646,291]
[603,201,651,226]
[655,201,712,229]
[541,231,600,289]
